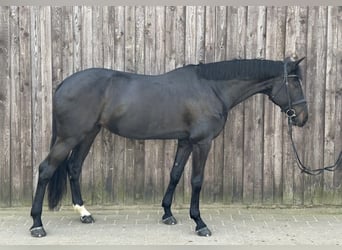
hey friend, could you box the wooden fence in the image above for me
[0,6,341,207]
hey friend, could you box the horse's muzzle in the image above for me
[292,107,308,127]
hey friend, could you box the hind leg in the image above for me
[68,127,100,223]
[30,138,77,237]
[162,139,192,225]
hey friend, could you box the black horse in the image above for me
[30,57,308,237]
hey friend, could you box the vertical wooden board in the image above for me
[79,6,94,204]
[40,7,53,158]
[243,6,266,204]
[332,7,342,205]
[184,6,197,203]
[112,6,126,204]
[185,6,196,64]
[31,6,42,196]
[51,7,63,90]
[213,6,226,203]
[144,6,157,204]
[91,6,104,205]
[124,6,136,204]
[50,7,66,203]
[174,6,186,205]
[196,6,205,64]
[153,6,166,204]
[223,6,247,204]
[62,6,74,79]
[304,6,327,205]
[323,6,340,204]
[51,7,72,206]
[281,7,295,205]
[0,6,11,207]
[102,6,115,204]
[264,6,286,205]
[73,6,82,73]
[133,6,145,204]
[40,6,53,207]
[163,6,177,205]
[70,6,83,204]
[283,6,307,205]
[203,6,216,203]
[9,6,21,206]
[61,6,74,205]
[18,6,33,205]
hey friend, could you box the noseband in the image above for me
[271,63,307,120]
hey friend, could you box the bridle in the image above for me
[273,62,342,175]
[270,63,307,120]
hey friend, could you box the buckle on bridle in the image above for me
[286,108,296,118]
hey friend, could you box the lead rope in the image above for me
[287,118,342,175]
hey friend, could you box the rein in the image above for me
[281,62,342,175]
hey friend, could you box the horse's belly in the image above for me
[105,114,189,140]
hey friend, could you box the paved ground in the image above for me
[1,205,342,245]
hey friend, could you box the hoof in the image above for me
[196,227,212,237]
[80,215,95,224]
[30,226,47,238]
[162,216,177,225]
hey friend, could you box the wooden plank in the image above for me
[173,6,186,205]
[163,6,177,206]
[31,6,42,196]
[18,6,33,205]
[332,7,342,205]
[264,7,286,204]
[0,6,11,207]
[282,7,303,205]
[62,6,74,79]
[134,6,145,203]
[102,6,116,204]
[304,6,327,205]
[51,7,63,90]
[50,7,67,204]
[73,6,82,73]
[325,7,342,204]
[112,6,126,205]
[8,6,19,206]
[153,6,166,204]
[323,6,336,204]
[243,6,266,204]
[223,6,247,204]
[9,6,22,206]
[79,6,94,204]
[144,6,158,204]
[91,6,104,205]
[60,7,75,206]
[323,7,341,204]
[213,6,227,203]
[203,6,216,204]
[124,6,136,205]
[184,6,197,203]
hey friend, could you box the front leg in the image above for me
[190,141,212,237]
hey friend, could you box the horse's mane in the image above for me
[196,59,286,81]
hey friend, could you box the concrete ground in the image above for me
[1,205,342,245]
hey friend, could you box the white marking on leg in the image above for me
[73,204,91,217]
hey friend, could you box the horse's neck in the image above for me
[214,79,273,109]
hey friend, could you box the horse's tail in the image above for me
[47,107,69,210]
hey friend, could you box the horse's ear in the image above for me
[295,57,305,66]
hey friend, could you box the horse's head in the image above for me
[269,57,308,127]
